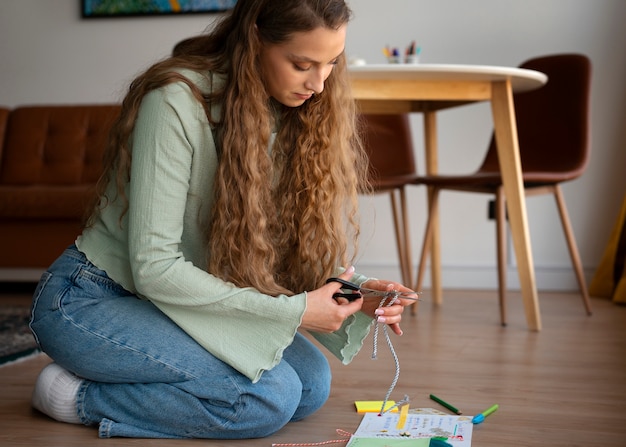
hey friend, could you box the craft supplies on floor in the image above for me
[346,410,473,447]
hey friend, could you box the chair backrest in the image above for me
[360,114,417,189]
[479,54,592,183]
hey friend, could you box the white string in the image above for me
[371,291,404,415]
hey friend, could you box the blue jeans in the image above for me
[30,246,331,438]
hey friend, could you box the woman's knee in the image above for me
[201,366,303,438]
[290,364,331,422]
[229,397,298,438]
[281,336,331,421]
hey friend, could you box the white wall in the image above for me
[1,0,625,291]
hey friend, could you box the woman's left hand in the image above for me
[358,279,417,336]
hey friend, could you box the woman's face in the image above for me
[258,25,347,107]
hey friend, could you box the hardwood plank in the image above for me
[1,288,625,446]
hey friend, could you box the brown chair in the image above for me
[414,53,593,325]
[360,114,420,286]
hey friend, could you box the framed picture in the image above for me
[82,0,237,18]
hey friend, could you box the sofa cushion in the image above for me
[0,105,120,185]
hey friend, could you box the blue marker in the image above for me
[472,404,499,424]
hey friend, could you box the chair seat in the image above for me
[417,170,583,188]
[371,174,423,190]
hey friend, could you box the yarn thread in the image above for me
[371,291,408,415]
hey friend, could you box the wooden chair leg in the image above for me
[495,187,508,326]
[553,185,593,315]
[389,188,412,287]
[412,187,440,315]
[399,187,413,288]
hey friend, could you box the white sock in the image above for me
[32,363,83,424]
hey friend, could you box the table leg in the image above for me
[423,111,443,305]
[490,80,542,331]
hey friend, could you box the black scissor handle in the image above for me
[325,277,362,301]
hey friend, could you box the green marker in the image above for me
[472,404,499,424]
[429,394,462,415]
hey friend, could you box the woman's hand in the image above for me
[358,279,417,336]
[300,267,363,333]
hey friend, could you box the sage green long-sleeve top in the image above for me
[76,69,373,383]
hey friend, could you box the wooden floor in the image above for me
[1,285,625,446]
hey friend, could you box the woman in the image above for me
[30,0,416,439]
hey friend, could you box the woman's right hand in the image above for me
[299,267,364,333]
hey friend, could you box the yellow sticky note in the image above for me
[354,400,398,413]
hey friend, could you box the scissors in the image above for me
[325,277,420,302]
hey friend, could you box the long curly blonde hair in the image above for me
[88,0,369,296]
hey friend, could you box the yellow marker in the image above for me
[396,403,409,429]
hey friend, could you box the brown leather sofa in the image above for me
[0,104,120,276]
